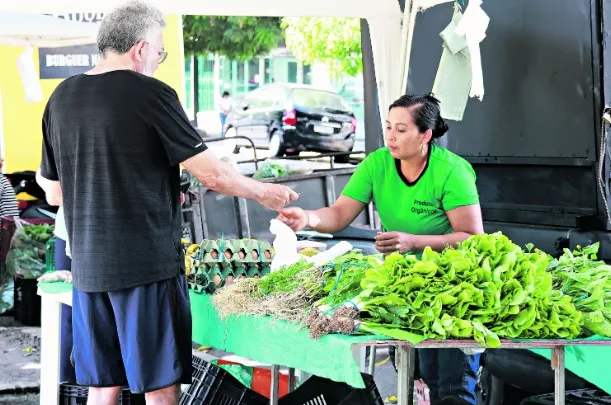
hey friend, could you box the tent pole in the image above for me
[398,0,413,97]
[360,19,383,154]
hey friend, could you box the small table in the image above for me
[38,287,71,405]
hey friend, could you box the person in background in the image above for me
[219,91,232,134]
[277,94,483,405]
[0,158,19,219]
[36,2,298,405]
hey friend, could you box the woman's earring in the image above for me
[420,143,427,157]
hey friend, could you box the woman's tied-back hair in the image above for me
[389,94,449,141]
[97,0,166,56]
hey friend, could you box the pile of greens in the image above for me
[548,243,611,337]
[5,223,54,280]
[309,233,582,347]
[212,251,372,323]
[257,251,372,299]
[257,259,315,295]
[22,224,54,243]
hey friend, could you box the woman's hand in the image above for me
[277,207,309,232]
[375,231,415,254]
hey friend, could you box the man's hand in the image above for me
[258,183,299,211]
[375,231,415,254]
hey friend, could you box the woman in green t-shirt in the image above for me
[277,94,484,405]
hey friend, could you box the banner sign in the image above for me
[39,44,100,79]
[38,13,104,79]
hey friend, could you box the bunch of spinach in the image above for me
[548,243,611,337]
[315,251,379,308]
[330,232,582,347]
[257,251,373,299]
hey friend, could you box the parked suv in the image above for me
[224,83,357,162]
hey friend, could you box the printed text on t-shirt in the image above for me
[412,199,437,215]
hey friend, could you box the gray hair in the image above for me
[97,1,166,55]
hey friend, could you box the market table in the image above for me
[38,282,611,405]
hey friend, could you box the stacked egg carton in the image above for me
[187,239,274,294]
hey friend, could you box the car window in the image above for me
[291,89,352,112]
[255,87,286,109]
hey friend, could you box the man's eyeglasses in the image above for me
[144,41,168,64]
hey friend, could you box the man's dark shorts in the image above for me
[72,275,192,393]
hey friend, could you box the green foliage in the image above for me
[548,243,611,337]
[334,232,583,347]
[183,16,283,60]
[281,17,362,77]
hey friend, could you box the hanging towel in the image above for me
[455,0,490,100]
[432,6,472,121]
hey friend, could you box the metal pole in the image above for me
[396,346,416,405]
[360,19,383,154]
[270,364,280,405]
[552,346,566,405]
[368,346,377,376]
[288,368,296,393]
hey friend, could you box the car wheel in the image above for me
[224,127,240,154]
[478,366,504,405]
[269,132,284,157]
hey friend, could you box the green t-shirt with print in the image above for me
[341,145,479,236]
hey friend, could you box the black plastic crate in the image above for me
[180,356,268,405]
[13,273,40,326]
[278,372,384,405]
[521,389,611,405]
[59,383,145,405]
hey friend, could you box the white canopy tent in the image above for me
[0,0,487,147]
[0,13,99,164]
[0,0,408,133]
[0,13,98,47]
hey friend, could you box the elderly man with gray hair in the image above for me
[36,1,298,404]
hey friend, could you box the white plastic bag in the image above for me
[269,219,354,272]
[269,219,301,272]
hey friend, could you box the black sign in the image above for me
[38,13,104,79]
[39,44,100,79]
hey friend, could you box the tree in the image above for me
[281,17,362,77]
[183,16,283,60]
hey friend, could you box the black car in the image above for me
[224,83,357,162]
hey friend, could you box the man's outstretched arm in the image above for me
[181,150,298,211]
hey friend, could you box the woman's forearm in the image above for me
[305,207,348,234]
[412,232,474,252]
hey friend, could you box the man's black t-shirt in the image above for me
[40,70,207,292]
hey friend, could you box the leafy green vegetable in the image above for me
[253,162,288,180]
[316,251,376,308]
[548,243,611,337]
[314,232,582,347]
[257,251,372,300]
[257,259,314,295]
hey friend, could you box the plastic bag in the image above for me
[270,219,301,272]
[0,280,13,314]
[253,161,288,180]
[5,221,54,280]
[269,219,354,272]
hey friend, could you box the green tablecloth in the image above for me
[38,281,611,392]
[37,281,375,388]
